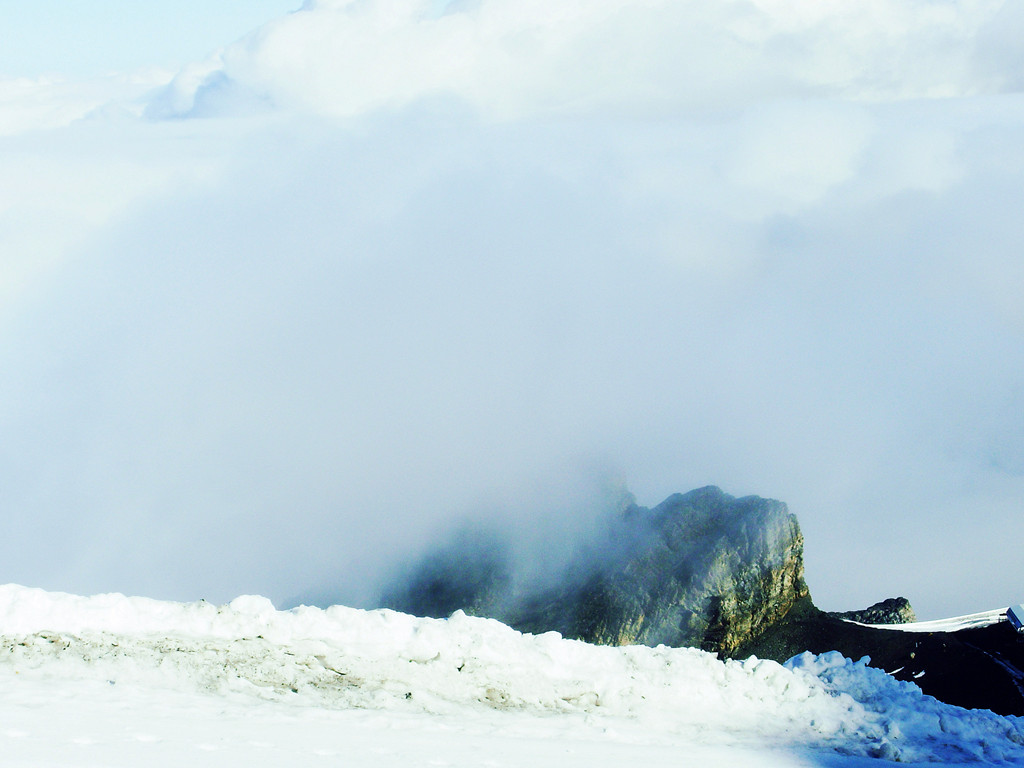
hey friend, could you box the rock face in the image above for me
[382,486,810,656]
[828,597,917,625]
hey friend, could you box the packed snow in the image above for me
[854,610,1009,634]
[0,585,1022,766]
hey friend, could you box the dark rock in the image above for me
[382,486,809,656]
[828,597,917,625]
[511,486,809,655]
[737,597,1024,716]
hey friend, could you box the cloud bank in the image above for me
[2,0,1024,619]
[155,0,1013,119]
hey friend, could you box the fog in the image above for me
[2,0,1023,619]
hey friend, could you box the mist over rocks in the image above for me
[381,523,514,620]
[380,486,1024,715]
[382,486,810,656]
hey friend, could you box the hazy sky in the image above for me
[0,1,300,76]
[2,0,1024,620]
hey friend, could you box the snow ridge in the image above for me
[1,585,1022,764]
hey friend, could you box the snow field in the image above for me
[0,584,1022,765]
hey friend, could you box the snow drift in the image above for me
[1,584,1022,765]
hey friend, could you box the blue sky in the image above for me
[0,1,299,76]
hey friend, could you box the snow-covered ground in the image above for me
[857,609,1009,634]
[1,584,1022,767]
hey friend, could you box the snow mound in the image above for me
[1,584,1022,764]
[786,652,1024,763]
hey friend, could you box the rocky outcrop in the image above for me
[511,486,809,655]
[828,597,916,625]
[377,484,1024,714]
[382,486,810,656]
[378,485,1024,715]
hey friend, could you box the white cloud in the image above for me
[725,101,873,211]
[1,0,1024,620]
[153,0,1010,120]
[0,73,161,137]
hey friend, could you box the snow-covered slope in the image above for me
[1,584,1022,767]
[855,609,1008,634]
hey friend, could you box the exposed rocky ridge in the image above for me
[379,484,1024,715]
[828,597,917,625]
[383,486,809,656]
